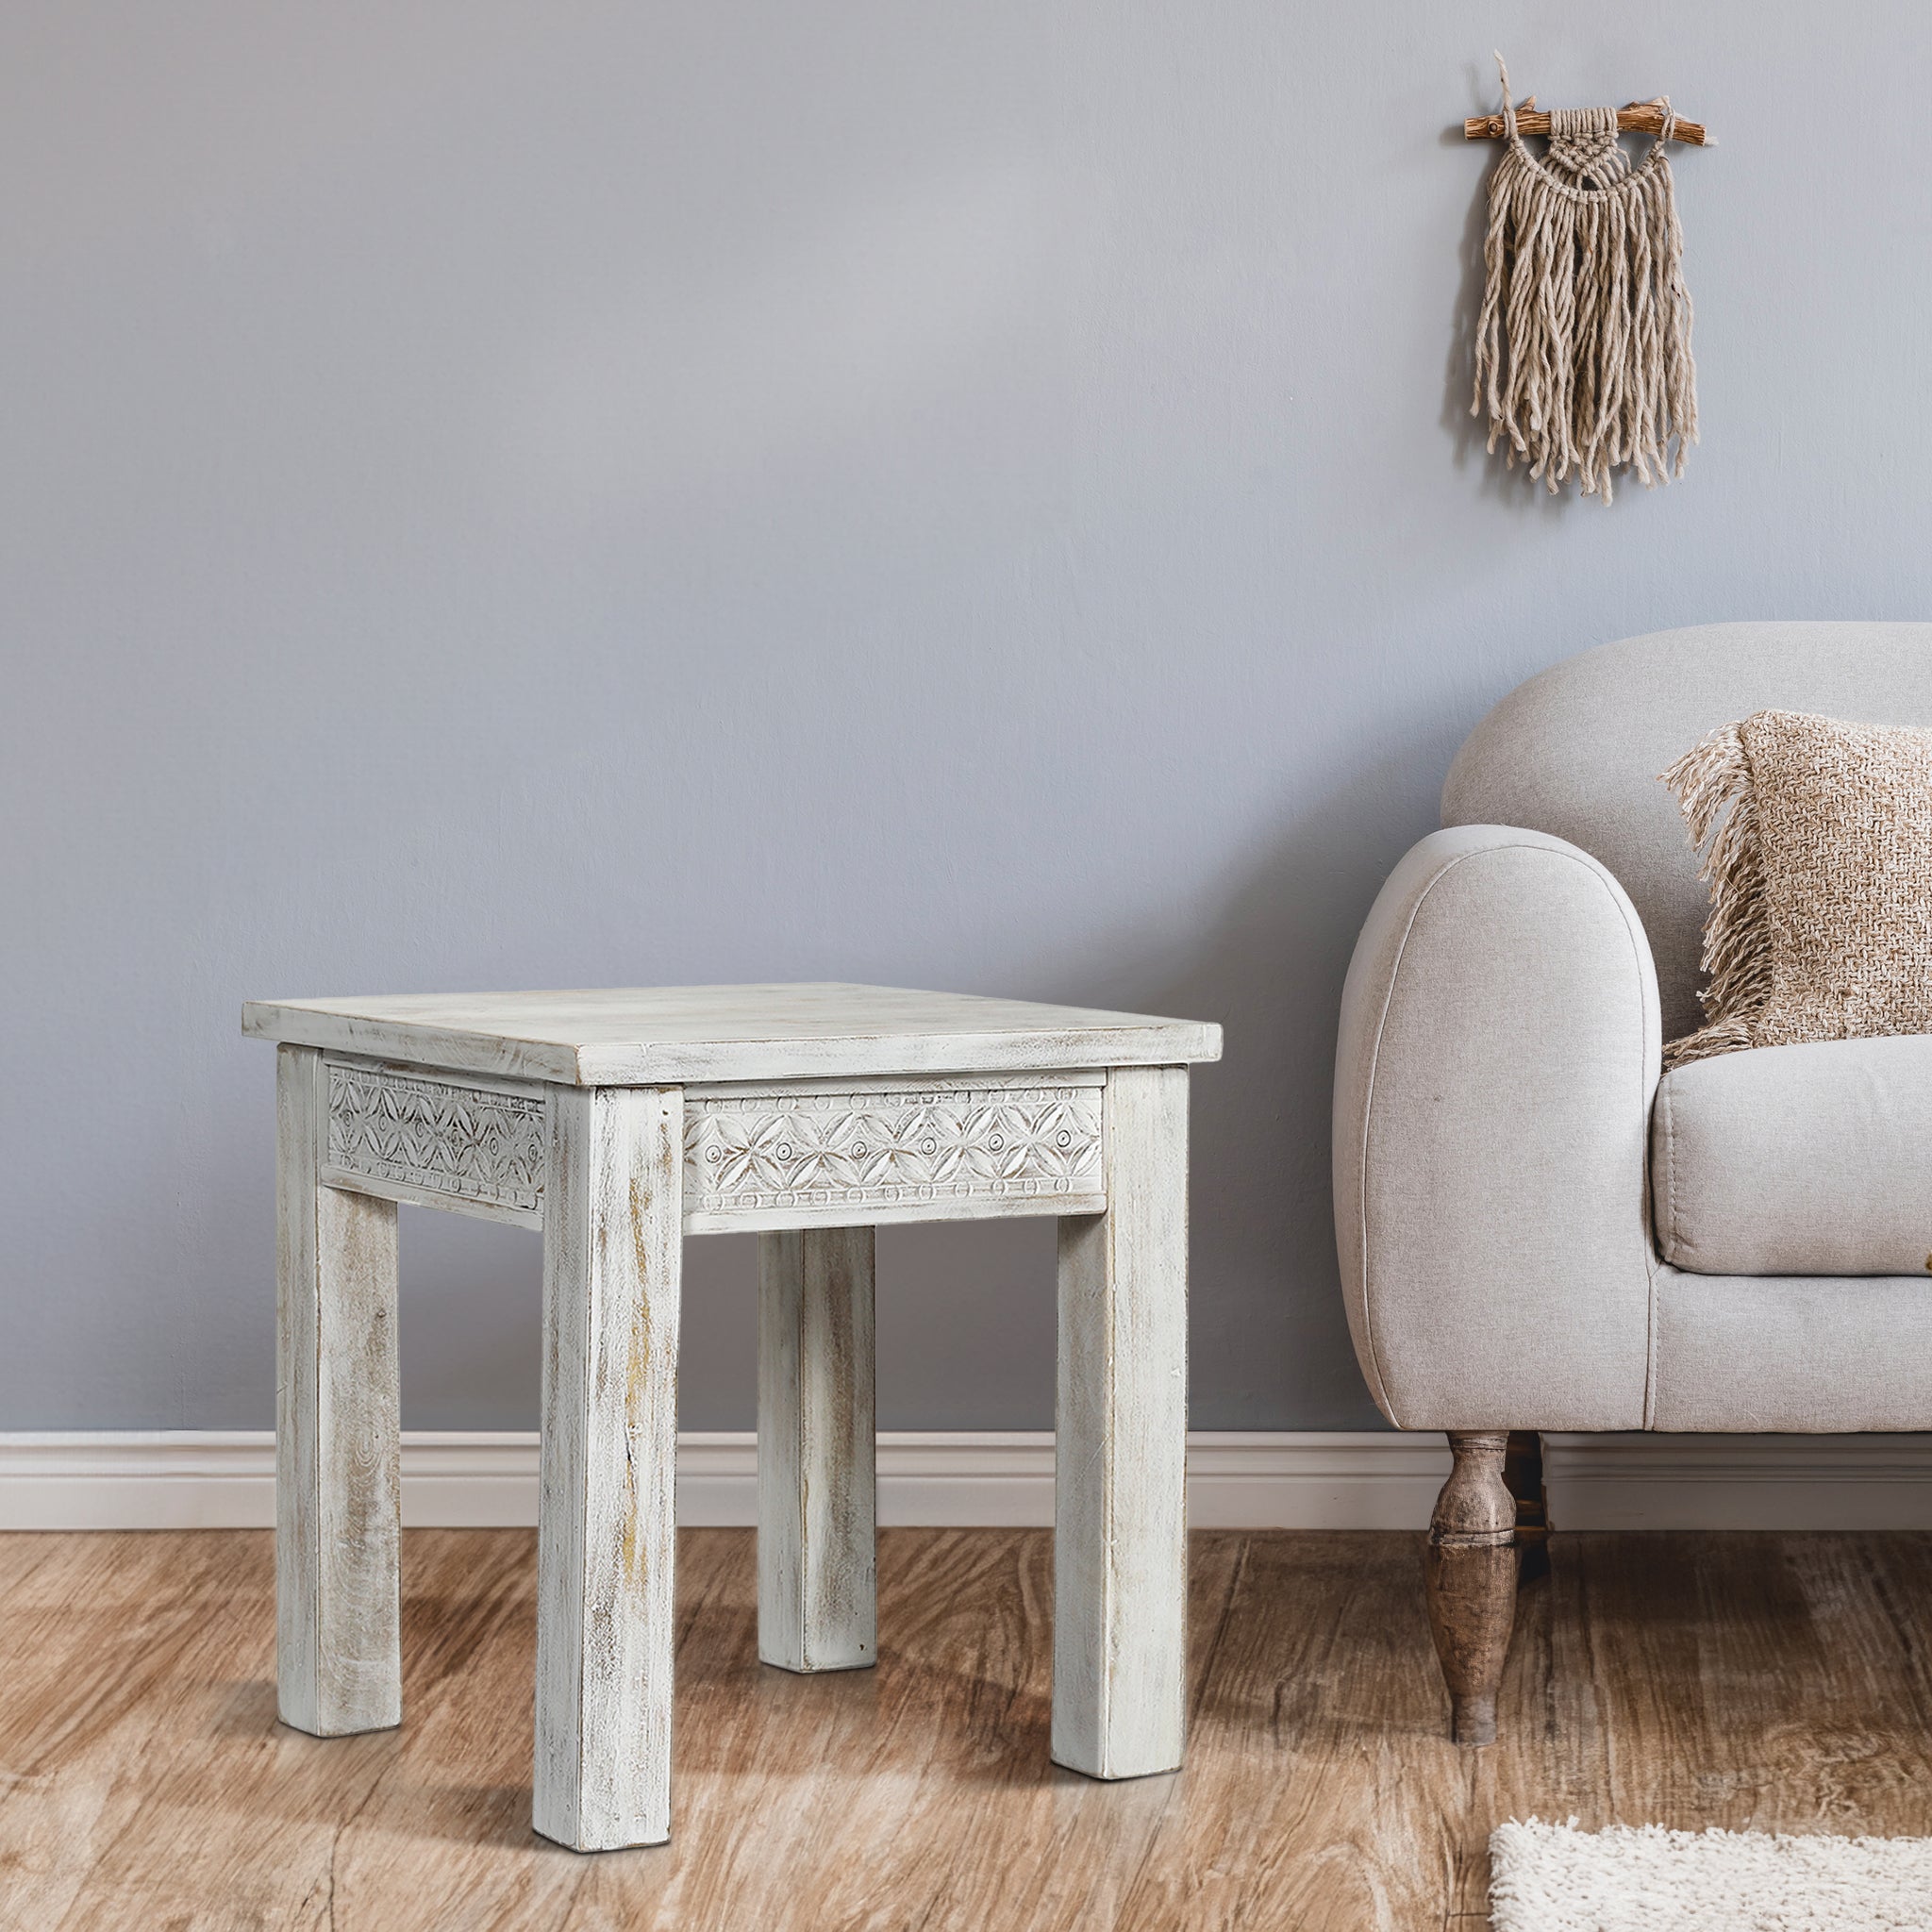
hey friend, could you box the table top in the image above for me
[242,982,1223,1086]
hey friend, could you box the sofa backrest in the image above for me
[1441,622,1932,1042]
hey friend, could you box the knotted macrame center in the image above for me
[1543,106,1627,189]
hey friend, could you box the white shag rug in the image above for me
[1490,1819,1932,1932]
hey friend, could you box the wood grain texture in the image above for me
[1426,1432,1519,1746]
[533,1085,683,1851]
[758,1228,876,1673]
[13,1527,1932,1929]
[275,1043,402,1738]
[687,1191,1111,1236]
[1463,103,1712,145]
[1053,1065,1190,1780]
[242,982,1223,1085]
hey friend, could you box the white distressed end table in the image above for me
[242,983,1222,1851]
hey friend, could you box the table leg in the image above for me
[1052,1064,1189,1780]
[275,1044,402,1737]
[533,1085,683,1852]
[758,1227,876,1673]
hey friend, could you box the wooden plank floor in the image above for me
[5,1528,1932,1929]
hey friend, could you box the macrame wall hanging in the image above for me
[1464,58,1708,503]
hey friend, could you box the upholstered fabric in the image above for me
[1442,624,1932,1042]
[1652,1269,1932,1431]
[1653,1037,1932,1276]
[1339,624,1932,1437]
[1333,824,1657,1432]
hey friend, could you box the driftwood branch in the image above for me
[1464,100,1713,147]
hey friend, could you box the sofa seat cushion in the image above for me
[1652,1268,1932,1428]
[1653,1036,1932,1274]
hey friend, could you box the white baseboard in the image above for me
[0,1430,1446,1532]
[1542,1432,1932,1530]
[2,1430,1927,1533]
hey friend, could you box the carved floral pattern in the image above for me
[684,1086,1103,1213]
[326,1064,546,1213]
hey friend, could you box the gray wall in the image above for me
[5,4,1927,1431]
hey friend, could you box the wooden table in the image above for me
[242,983,1222,1851]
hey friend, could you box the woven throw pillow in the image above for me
[1660,708,1932,1069]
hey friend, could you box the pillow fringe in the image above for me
[1659,722,1772,1068]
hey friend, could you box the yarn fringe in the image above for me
[1660,722,1768,1068]
[1473,58,1698,503]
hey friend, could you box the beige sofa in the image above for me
[1333,621,1932,1741]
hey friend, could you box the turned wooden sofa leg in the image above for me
[1504,1428,1550,1586]
[1425,1431,1519,1746]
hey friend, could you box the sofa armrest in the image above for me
[1332,825,1661,1432]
